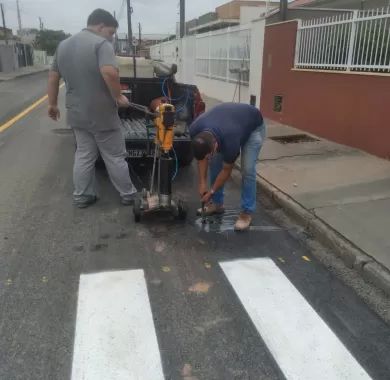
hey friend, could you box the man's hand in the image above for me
[48,105,60,121]
[116,94,130,108]
[199,182,208,199]
[201,191,212,204]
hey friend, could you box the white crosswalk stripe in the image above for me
[70,261,372,380]
[71,270,164,380]
[220,258,372,380]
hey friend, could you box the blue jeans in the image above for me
[209,123,266,213]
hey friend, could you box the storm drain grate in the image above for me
[270,134,319,144]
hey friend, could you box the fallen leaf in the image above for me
[161,266,171,273]
[181,364,192,377]
[5,279,12,286]
[204,262,212,269]
[278,257,286,264]
[155,241,167,253]
[302,256,311,262]
[181,363,199,380]
[189,282,212,294]
[42,276,48,283]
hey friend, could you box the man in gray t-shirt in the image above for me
[47,8,136,208]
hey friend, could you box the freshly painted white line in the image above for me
[71,270,164,380]
[220,258,371,380]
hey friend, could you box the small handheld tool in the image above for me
[200,193,207,224]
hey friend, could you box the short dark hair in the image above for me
[192,132,215,160]
[87,9,119,28]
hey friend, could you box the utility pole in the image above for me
[138,22,141,56]
[16,0,27,67]
[280,0,288,21]
[179,0,185,38]
[126,0,136,77]
[113,11,118,54]
[39,16,43,30]
[1,3,8,45]
[126,0,133,55]
[16,0,22,32]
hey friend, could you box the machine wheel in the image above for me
[176,200,187,221]
[133,198,142,223]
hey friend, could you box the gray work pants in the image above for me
[72,128,136,202]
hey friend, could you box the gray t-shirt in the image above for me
[52,29,120,130]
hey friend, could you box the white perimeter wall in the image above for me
[150,18,266,107]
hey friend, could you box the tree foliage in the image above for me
[35,29,71,55]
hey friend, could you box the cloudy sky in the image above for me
[1,0,260,36]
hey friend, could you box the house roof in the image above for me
[117,33,171,41]
[290,0,316,7]
[189,19,240,33]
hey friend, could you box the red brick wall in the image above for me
[261,20,390,158]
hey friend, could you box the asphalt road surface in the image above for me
[0,79,389,380]
[0,72,48,125]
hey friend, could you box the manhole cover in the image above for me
[270,134,319,144]
[52,128,73,135]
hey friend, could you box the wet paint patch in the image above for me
[194,217,284,234]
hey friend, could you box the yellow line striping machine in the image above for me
[128,101,187,223]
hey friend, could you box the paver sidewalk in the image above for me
[203,96,390,295]
[0,65,49,82]
[257,120,390,294]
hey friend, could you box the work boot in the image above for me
[196,203,225,216]
[73,195,98,209]
[234,212,252,231]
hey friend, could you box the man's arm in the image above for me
[98,41,129,107]
[201,162,233,203]
[198,159,209,196]
[47,70,61,121]
[100,65,122,100]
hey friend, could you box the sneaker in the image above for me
[121,193,137,206]
[73,195,98,209]
[196,203,225,216]
[234,212,252,231]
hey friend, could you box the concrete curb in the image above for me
[0,68,49,82]
[256,173,390,297]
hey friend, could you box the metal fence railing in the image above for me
[295,7,390,73]
[195,25,251,84]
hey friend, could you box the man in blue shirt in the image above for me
[190,103,266,231]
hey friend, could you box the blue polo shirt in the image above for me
[190,103,263,164]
